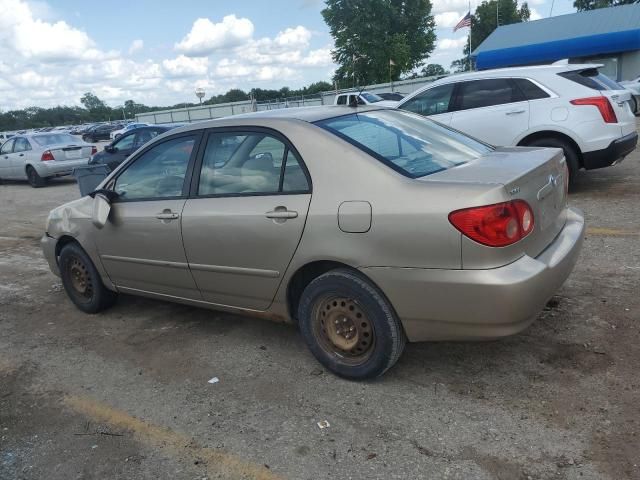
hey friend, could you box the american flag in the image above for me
[453,12,472,32]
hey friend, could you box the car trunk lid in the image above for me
[424,146,568,267]
[47,144,93,161]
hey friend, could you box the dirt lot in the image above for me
[1,129,639,480]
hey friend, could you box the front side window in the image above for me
[1,138,15,154]
[458,78,523,110]
[114,135,196,200]
[400,83,455,116]
[133,129,161,149]
[360,92,383,103]
[114,133,136,151]
[197,132,309,196]
[316,110,491,178]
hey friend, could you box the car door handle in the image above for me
[155,212,180,220]
[18,153,24,157]
[265,209,298,219]
[505,109,526,115]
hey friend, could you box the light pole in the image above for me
[195,87,205,105]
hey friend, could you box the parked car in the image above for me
[396,64,638,183]
[41,107,584,379]
[334,91,398,107]
[620,75,640,115]
[82,124,121,142]
[378,92,405,101]
[0,133,96,187]
[90,125,177,171]
[109,123,148,140]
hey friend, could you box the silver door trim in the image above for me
[101,254,189,269]
[188,262,280,278]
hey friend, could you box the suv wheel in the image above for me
[298,268,406,380]
[523,137,580,186]
[26,165,46,188]
[59,242,118,313]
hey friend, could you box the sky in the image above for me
[0,0,577,110]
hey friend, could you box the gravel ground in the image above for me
[0,126,638,480]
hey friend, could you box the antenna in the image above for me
[349,85,367,107]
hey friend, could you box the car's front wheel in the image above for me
[26,165,46,188]
[59,242,118,313]
[298,269,406,380]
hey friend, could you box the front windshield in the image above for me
[316,110,492,178]
[32,134,79,146]
[360,92,383,103]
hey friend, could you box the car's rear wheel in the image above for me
[298,268,406,380]
[524,137,580,186]
[631,96,638,116]
[26,165,46,188]
[59,242,117,313]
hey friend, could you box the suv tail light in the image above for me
[41,150,55,161]
[449,200,535,247]
[570,96,618,123]
[91,146,97,155]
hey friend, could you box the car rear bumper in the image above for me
[361,207,585,342]
[582,131,638,170]
[34,158,90,178]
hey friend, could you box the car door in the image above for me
[11,137,32,178]
[398,83,456,125]
[449,78,529,146]
[94,132,203,299]
[181,128,312,310]
[0,138,15,178]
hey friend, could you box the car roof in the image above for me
[426,63,602,84]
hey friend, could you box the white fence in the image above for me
[135,76,441,124]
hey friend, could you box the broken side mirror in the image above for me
[90,189,118,229]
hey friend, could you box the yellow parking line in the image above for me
[64,395,283,480]
[586,227,640,237]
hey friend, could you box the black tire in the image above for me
[59,242,117,314]
[631,96,638,117]
[524,137,580,186]
[298,268,406,380]
[26,165,46,188]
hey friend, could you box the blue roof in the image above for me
[473,4,640,70]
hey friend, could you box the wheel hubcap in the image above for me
[69,257,93,299]
[313,296,374,364]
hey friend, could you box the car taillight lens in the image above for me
[41,150,55,161]
[570,96,617,123]
[91,146,97,155]
[448,200,535,247]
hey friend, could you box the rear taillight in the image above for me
[570,96,617,123]
[41,150,55,161]
[449,200,535,247]
[91,146,97,155]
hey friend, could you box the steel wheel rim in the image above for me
[68,256,93,300]
[311,295,375,366]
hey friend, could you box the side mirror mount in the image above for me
[89,189,118,229]
[105,145,116,153]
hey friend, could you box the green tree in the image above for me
[80,92,107,112]
[421,64,448,76]
[453,0,530,71]
[574,0,638,10]
[322,0,436,85]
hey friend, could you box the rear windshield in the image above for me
[316,110,492,178]
[558,68,623,91]
[32,134,79,146]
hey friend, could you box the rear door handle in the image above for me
[265,209,298,219]
[156,212,179,220]
[506,109,526,115]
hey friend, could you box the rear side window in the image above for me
[316,110,492,178]
[558,69,623,91]
[400,83,455,116]
[457,78,524,110]
[513,78,550,100]
[14,137,31,152]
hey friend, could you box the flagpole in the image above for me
[468,1,472,71]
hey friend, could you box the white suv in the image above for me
[396,64,638,181]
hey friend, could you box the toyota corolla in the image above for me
[41,107,585,379]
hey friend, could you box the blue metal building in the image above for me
[472,4,640,81]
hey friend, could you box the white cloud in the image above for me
[162,55,209,77]
[175,15,254,56]
[128,39,144,54]
[300,47,333,67]
[274,26,312,47]
[431,0,471,14]
[437,37,468,50]
[435,11,462,28]
[530,7,543,20]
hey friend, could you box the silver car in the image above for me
[0,133,96,187]
[41,107,585,379]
